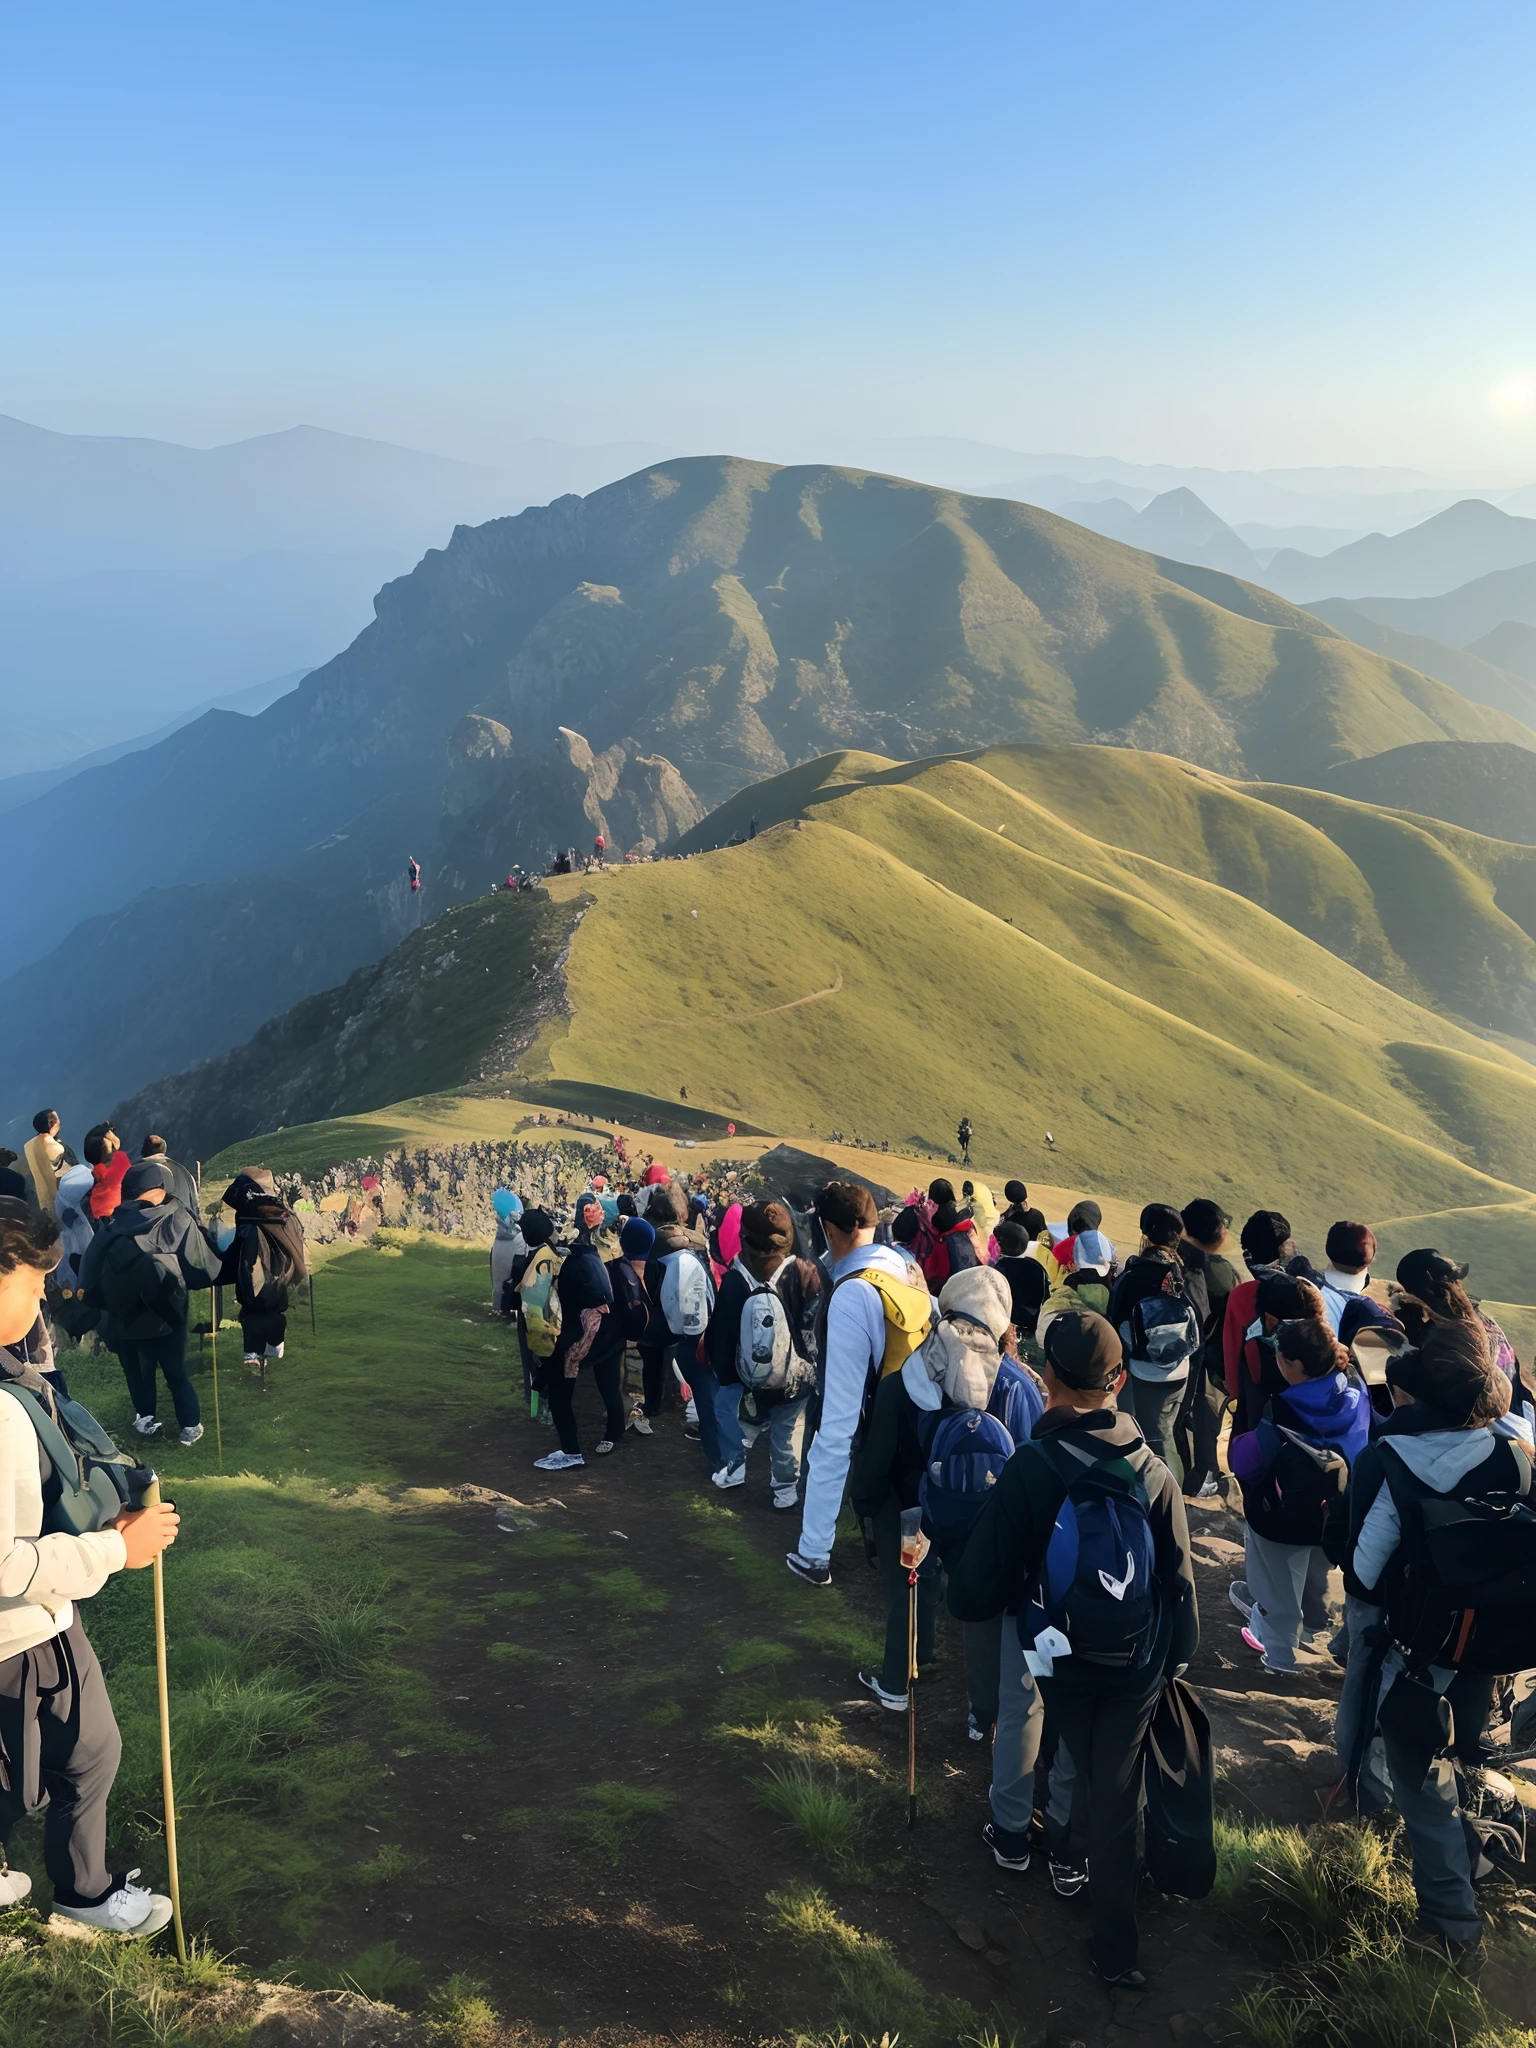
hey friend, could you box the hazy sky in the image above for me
[6,0,1536,474]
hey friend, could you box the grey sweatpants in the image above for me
[1243,1528,1332,1669]
[0,1617,121,1903]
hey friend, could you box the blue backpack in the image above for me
[920,1407,1015,1554]
[1020,1433,1161,1670]
[989,1357,1043,1445]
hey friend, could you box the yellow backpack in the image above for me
[519,1243,563,1359]
[855,1266,937,1377]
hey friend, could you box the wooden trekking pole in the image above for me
[142,1474,188,1964]
[209,1289,223,1465]
[309,1267,316,1340]
[906,1560,919,1830]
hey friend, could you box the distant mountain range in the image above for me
[5,455,1534,1145]
[1265,499,1536,602]
[1305,603,1536,731]
[1346,563,1536,650]
[1055,487,1262,577]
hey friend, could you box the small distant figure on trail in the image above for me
[958,1116,973,1166]
[680,1085,689,1102]
[594,833,607,868]
[407,856,422,893]
[1045,1131,1057,1152]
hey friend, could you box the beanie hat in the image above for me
[891,1205,922,1245]
[1396,1247,1470,1302]
[1073,1228,1115,1273]
[620,1216,656,1260]
[1066,1199,1102,1234]
[1004,1179,1028,1206]
[1139,1202,1184,1248]
[1325,1221,1376,1271]
[1044,1310,1123,1390]
[492,1188,523,1221]
[123,1159,174,1198]
[521,1207,555,1248]
[938,1265,1014,1343]
[1182,1198,1228,1245]
[1241,1210,1292,1268]
[993,1218,1029,1256]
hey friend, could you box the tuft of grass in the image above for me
[574,1782,672,1867]
[349,1841,420,1887]
[585,1565,669,1614]
[338,1940,426,2003]
[0,1921,243,2048]
[428,1972,502,2048]
[1216,1814,1417,1959]
[486,1641,548,1666]
[642,1699,684,1727]
[766,1884,989,2048]
[756,1760,867,1874]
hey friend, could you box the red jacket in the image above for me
[88,1151,132,1220]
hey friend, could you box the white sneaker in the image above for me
[712,1461,746,1489]
[534,1450,585,1471]
[772,1486,799,1510]
[177,1424,204,1446]
[53,1870,174,1939]
[243,1353,261,1367]
[265,1342,284,1359]
[0,1867,31,1906]
[684,1398,699,1423]
[132,1415,162,1438]
[630,1415,654,1436]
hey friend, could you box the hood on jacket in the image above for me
[1275,1370,1370,1464]
[1382,1415,1535,1492]
[651,1220,706,1257]
[912,1314,1001,1411]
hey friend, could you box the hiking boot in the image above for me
[629,1414,654,1436]
[0,1867,32,1906]
[177,1424,204,1447]
[967,1711,991,1744]
[785,1552,831,1587]
[132,1415,162,1438]
[534,1450,585,1471]
[857,1670,908,1712]
[1228,1580,1254,1621]
[712,1461,746,1489]
[1050,1855,1089,1897]
[594,1439,618,1456]
[772,1486,799,1510]
[53,1870,174,1939]
[982,1821,1030,1874]
[1402,1919,1486,1977]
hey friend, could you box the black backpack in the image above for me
[1142,1677,1217,1899]
[98,1228,182,1332]
[1242,1405,1350,1549]
[1380,1439,1536,1675]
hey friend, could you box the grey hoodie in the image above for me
[1352,1410,1535,1595]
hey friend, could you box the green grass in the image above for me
[766,1884,990,2048]
[572,1783,672,1867]
[755,1759,868,1875]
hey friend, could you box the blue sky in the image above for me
[5,0,1536,471]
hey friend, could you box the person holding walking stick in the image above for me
[0,1197,178,1935]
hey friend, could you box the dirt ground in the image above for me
[349,1348,1351,2048]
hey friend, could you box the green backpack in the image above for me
[0,1384,145,1535]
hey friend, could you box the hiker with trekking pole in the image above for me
[0,1197,179,1937]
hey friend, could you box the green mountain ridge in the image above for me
[118,743,1536,1302]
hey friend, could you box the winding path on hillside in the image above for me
[648,968,844,1029]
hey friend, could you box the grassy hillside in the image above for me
[127,743,1536,1298]
[1325,740,1536,846]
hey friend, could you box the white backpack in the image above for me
[660,1248,714,1338]
[735,1258,806,1393]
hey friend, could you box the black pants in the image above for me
[1173,1368,1224,1493]
[542,1353,626,1456]
[1039,1667,1164,1979]
[873,1501,940,1695]
[115,1325,200,1429]
[639,1344,670,1417]
[240,1308,287,1354]
[0,1619,121,1904]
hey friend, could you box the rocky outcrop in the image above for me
[442,713,514,816]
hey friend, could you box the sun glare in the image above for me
[1491,373,1536,422]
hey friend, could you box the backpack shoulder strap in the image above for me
[0,1382,80,1488]
[1508,1439,1533,1498]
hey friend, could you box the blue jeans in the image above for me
[713,1385,809,1487]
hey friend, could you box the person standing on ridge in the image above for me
[958,1116,973,1166]
[82,1126,131,1226]
[138,1136,198,1215]
[24,1112,66,1216]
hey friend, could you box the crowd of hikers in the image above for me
[0,1111,1531,1993]
[492,1165,1536,1989]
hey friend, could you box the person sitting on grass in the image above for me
[0,1197,180,1936]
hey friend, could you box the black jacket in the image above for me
[947,1403,1198,1675]
[705,1256,820,1393]
[995,1255,1048,1336]
[81,1196,223,1344]
[851,1369,933,1522]
[219,1181,308,1315]
[1108,1250,1205,1349]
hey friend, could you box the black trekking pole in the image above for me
[309,1267,317,1341]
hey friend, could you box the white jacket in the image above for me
[0,1392,126,1661]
